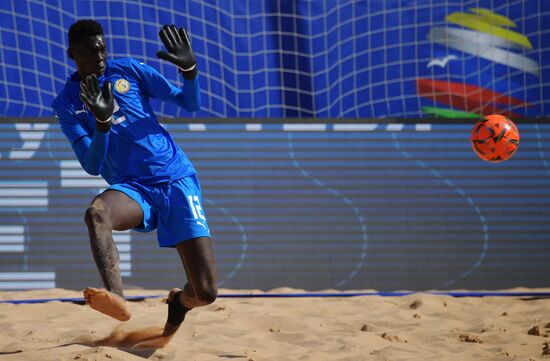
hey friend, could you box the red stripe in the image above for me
[416,78,529,118]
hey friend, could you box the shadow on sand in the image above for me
[25,324,176,359]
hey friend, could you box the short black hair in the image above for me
[68,19,104,46]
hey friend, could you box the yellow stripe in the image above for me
[446,12,532,49]
[469,8,516,28]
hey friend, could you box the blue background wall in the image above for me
[0,0,548,118]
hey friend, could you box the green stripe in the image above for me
[422,107,480,119]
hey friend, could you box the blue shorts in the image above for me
[108,174,211,248]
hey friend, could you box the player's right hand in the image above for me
[79,74,114,131]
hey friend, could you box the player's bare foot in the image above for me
[83,287,131,321]
[163,288,190,336]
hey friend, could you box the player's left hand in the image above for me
[157,25,197,80]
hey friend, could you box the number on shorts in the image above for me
[187,195,206,220]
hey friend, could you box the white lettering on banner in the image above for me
[9,123,49,159]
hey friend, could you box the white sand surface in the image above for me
[1,288,549,360]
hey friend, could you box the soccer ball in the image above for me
[471,115,520,162]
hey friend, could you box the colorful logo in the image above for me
[417,8,537,118]
[114,79,130,94]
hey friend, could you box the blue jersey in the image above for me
[52,57,200,185]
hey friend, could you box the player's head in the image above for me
[67,19,107,79]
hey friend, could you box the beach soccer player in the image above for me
[52,19,217,336]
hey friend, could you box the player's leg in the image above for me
[176,236,218,308]
[159,176,217,334]
[85,189,143,295]
[83,189,144,321]
[163,236,217,336]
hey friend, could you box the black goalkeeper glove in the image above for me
[157,25,198,80]
[79,73,114,132]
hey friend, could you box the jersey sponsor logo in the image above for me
[114,79,131,94]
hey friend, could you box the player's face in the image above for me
[70,35,107,79]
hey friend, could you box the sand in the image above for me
[1,288,550,361]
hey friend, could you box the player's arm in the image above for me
[56,110,109,176]
[137,24,200,112]
[137,62,200,112]
[71,132,109,176]
[75,74,114,175]
[55,74,114,176]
